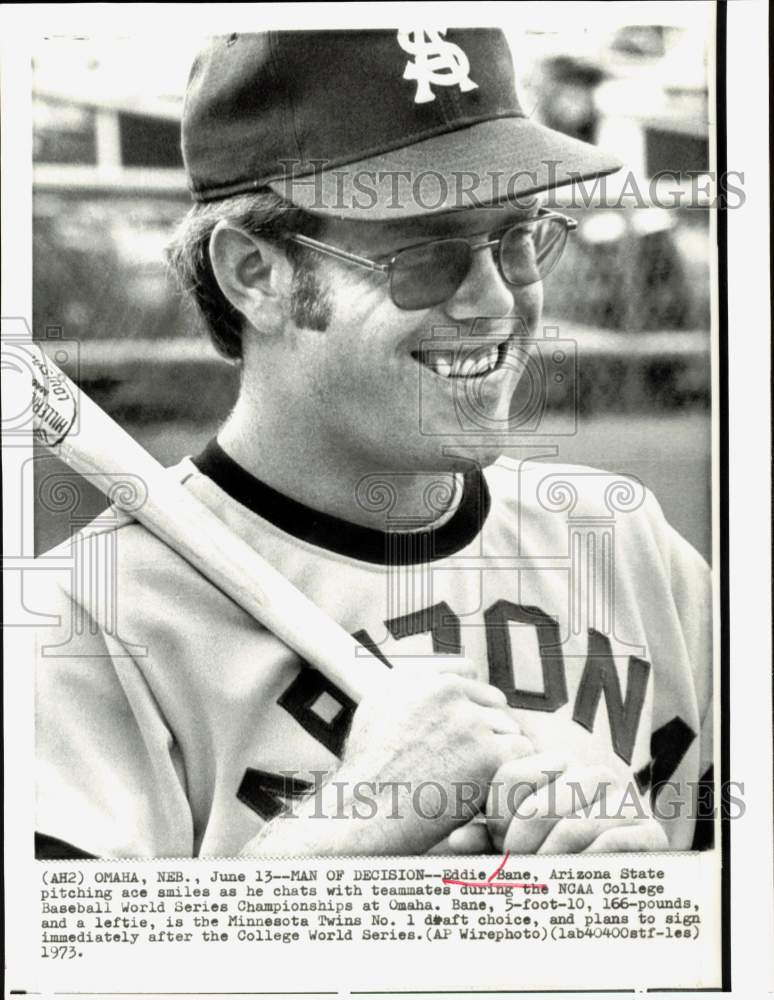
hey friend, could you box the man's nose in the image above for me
[444,245,532,319]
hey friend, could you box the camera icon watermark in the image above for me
[417,320,577,439]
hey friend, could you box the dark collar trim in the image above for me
[191,440,490,566]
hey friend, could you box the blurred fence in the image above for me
[33,190,190,343]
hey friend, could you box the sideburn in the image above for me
[289,258,333,332]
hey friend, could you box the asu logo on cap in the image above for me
[397,29,479,104]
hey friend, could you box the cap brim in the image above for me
[267,116,622,220]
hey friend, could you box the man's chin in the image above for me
[420,439,507,473]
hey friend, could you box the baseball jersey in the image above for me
[35,441,713,858]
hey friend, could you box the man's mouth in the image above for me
[410,340,508,379]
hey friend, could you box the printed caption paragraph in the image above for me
[29,855,723,992]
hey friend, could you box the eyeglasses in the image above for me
[287,209,577,311]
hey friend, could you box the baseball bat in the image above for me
[14,342,394,703]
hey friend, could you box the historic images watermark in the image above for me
[272,160,745,214]
[250,770,743,825]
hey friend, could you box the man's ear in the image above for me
[208,221,289,329]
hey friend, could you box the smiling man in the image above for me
[35,29,713,859]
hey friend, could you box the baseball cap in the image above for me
[182,29,622,219]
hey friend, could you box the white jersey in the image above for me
[35,443,713,858]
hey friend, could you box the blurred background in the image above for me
[31,12,713,560]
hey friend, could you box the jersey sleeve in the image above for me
[645,495,714,849]
[35,575,194,859]
[662,516,714,780]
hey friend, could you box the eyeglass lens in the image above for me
[389,217,568,310]
[389,239,472,311]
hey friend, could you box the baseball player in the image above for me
[35,29,713,859]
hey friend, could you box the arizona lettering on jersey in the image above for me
[34,443,713,858]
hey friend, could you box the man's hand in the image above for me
[485,754,668,854]
[240,657,529,857]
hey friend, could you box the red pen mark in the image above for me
[486,852,510,883]
[442,852,548,891]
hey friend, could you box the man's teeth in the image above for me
[424,346,500,378]
[432,352,453,378]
